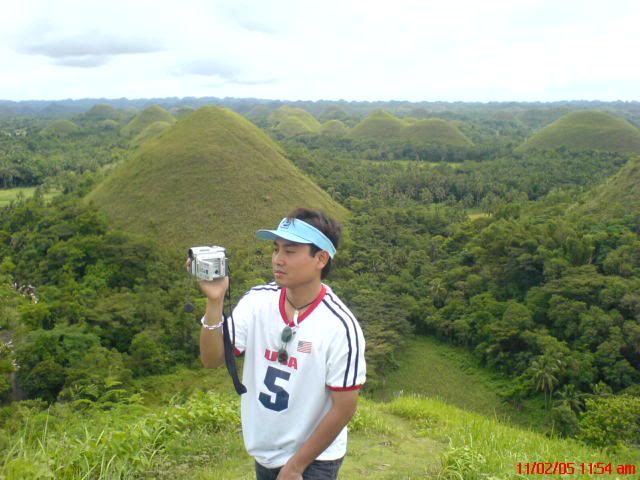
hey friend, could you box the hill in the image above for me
[518,111,640,154]
[85,106,346,255]
[403,118,473,147]
[81,104,122,121]
[268,106,322,136]
[132,120,172,146]
[40,119,79,137]
[350,110,472,146]
[575,155,640,220]
[349,109,405,142]
[320,119,348,137]
[120,105,175,138]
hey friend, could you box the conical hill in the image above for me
[517,111,640,154]
[574,155,640,220]
[86,106,346,254]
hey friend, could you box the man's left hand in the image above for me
[276,462,304,480]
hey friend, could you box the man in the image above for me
[197,208,366,480]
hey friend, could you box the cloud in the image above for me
[178,59,240,79]
[15,28,163,68]
[175,58,277,86]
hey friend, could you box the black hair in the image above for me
[286,207,342,279]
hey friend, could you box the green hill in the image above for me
[82,104,121,121]
[350,110,405,142]
[403,118,473,147]
[40,119,79,137]
[121,105,175,138]
[85,106,346,255]
[575,155,640,220]
[170,106,196,119]
[518,111,640,154]
[320,119,348,137]
[245,105,272,123]
[350,110,472,146]
[319,105,348,122]
[268,106,322,136]
[132,120,172,146]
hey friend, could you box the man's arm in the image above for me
[187,256,229,369]
[277,389,360,480]
[199,297,226,368]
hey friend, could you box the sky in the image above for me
[1,0,639,102]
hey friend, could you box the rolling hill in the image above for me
[350,110,472,147]
[517,111,640,154]
[120,105,175,138]
[85,106,346,255]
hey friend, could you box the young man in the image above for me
[197,208,366,480]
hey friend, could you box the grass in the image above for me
[0,187,61,207]
[518,111,640,154]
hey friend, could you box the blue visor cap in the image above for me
[256,218,337,258]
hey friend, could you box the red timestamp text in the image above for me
[516,461,637,476]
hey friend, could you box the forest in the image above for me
[1,99,639,470]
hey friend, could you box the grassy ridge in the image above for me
[518,111,640,154]
[85,106,346,256]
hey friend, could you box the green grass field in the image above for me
[0,187,61,207]
[371,336,543,428]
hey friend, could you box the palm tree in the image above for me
[528,354,564,410]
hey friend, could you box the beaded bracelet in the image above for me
[201,315,224,331]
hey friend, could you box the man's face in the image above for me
[272,238,325,288]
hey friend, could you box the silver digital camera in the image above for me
[188,246,228,281]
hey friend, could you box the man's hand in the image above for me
[185,258,229,301]
[198,276,229,302]
[276,464,303,480]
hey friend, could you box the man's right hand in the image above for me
[185,258,230,302]
[198,276,229,302]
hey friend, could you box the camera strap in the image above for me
[223,277,247,395]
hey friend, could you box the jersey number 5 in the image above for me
[259,366,290,412]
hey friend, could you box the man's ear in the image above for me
[316,250,330,269]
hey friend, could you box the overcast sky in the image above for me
[1,0,638,102]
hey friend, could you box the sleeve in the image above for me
[326,318,366,391]
[228,293,252,356]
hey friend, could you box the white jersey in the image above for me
[229,282,366,468]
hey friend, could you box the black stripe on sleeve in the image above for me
[322,299,354,388]
[325,292,361,387]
